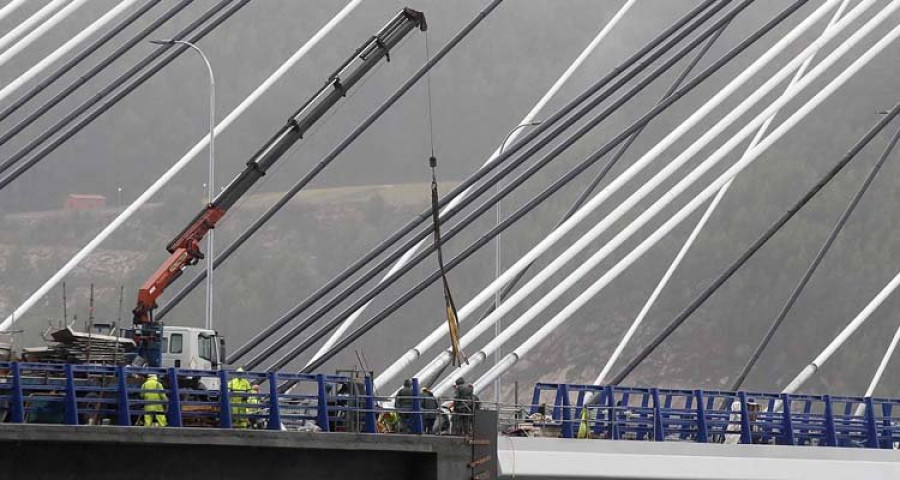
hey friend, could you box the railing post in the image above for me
[316,374,330,432]
[363,376,377,434]
[116,366,131,426]
[410,378,424,434]
[560,384,574,439]
[553,386,564,423]
[823,395,837,447]
[167,368,182,428]
[267,372,281,431]
[864,398,879,448]
[218,370,232,429]
[695,390,708,443]
[590,387,608,436]
[10,362,24,423]
[530,385,543,415]
[880,402,893,449]
[606,386,620,440]
[651,388,664,442]
[63,364,78,425]
[780,394,795,446]
[738,392,752,445]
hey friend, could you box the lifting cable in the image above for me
[423,25,467,367]
[610,95,900,386]
[730,113,900,392]
[288,0,804,377]
[229,0,725,366]
[0,0,250,191]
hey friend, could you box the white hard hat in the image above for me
[236,367,245,373]
[147,373,158,379]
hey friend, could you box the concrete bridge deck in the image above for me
[0,424,471,480]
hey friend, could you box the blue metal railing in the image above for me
[528,383,900,448]
[0,362,446,433]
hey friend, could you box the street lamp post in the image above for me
[152,39,216,331]
[494,121,541,403]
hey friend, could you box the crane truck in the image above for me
[130,8,427,368]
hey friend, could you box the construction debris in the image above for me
[21,327,133,364]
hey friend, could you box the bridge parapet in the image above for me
[520,382,900,449]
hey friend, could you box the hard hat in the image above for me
[147,373,157,379]
[236,367,245,372]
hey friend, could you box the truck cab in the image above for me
[161,326,225,390]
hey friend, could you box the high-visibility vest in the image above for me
[141,377,167,412]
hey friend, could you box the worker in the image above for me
[395,379,414,433]
[228,368,253,428]
[140,373,168,427]
[421,387,439,434]
[453,377,478,436]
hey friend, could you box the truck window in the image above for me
[199,335,212,361]
[169,333,183,354]
[161,337,168,354]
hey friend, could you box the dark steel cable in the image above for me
[475,17,732,325]
[226,0,724,364]
[0,0,171,128]
[157,0,507,322]
[285,0,807,376]
[0,0,248,190]
[246,0,750,370]
[729,119,900,392]
[610,97,900,386]
[231,0,732,365]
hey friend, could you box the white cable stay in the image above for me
[0,0,28,24]
[589,0,853,389]
[784,268,900,395]
[307,0,639,368]
[0,0,366,331]
[0,0,139,104]
[855,319,900,415]
[470,14,900,396]
[377,0,850,393]
[0,0,91,70]
[0,0,67,55]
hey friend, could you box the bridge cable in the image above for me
[602,0,852,391]
[610,93,900,386]
[226,0,725,365]
[448,0,898,396]
[374,0,827,392]
[0,0,249,191]
[730,111,899,393]
[251,0,750,373]
[0,0,176,129]
[283,0,812,380]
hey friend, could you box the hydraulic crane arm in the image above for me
[132,8,426,365]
